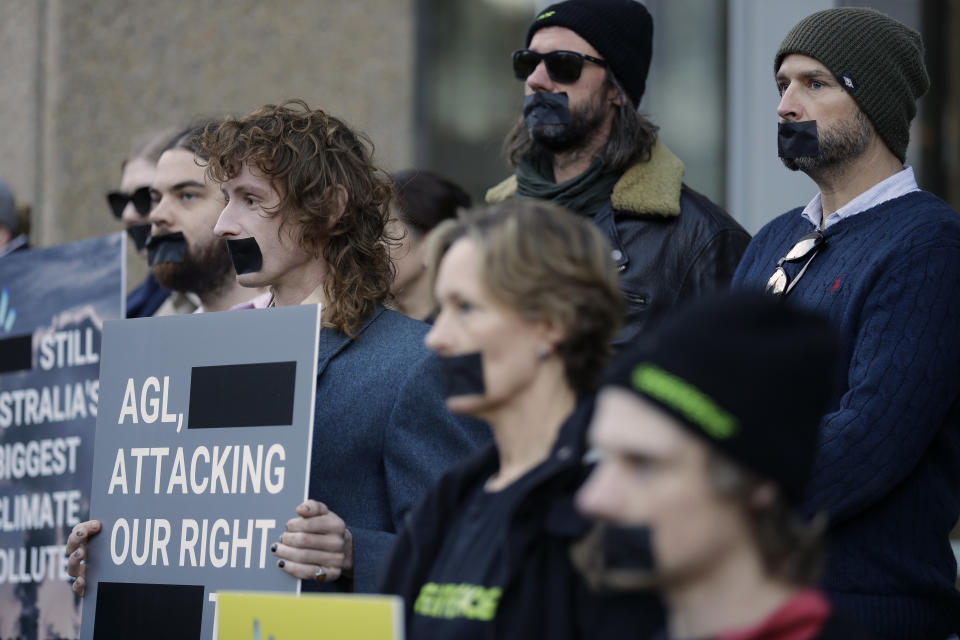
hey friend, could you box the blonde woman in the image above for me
[381,199,662,639]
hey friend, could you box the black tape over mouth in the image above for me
[778,120,819,158]
[146,232,187,266]
[603,524,655,572]
[225,237,264,275]
[523,92,571,129]
[570,523,658,592]
[439,352,486,398]
[126,224,152,252]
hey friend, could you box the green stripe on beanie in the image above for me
[774,8,929,163]
[630,363,739,440]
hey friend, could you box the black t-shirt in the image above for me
[407,470,539,640]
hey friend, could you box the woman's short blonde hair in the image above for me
[427,199,624,393]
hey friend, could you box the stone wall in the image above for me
[0,0,415,286]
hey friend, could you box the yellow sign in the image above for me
[215,592,404,640]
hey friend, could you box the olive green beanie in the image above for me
[774,8,929,163]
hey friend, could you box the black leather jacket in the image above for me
[488,143,750,347]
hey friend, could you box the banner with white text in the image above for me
[0,233,124,640]
[80,305,320,640]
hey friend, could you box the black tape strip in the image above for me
[603,524,655,571]
[126,224,151,251]
[0,334,31,373]
[94,581,204,639]
[523,91,571,128]
[225,237,264,275]
[777,120,819,158]
[439,352,486,398]
[145,232,187,266]
[188,361,296,428]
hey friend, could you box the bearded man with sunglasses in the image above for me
[732,9,960,639]
[487,0,749,346]
[108,128,177,317]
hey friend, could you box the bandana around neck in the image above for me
[516,156,621,217]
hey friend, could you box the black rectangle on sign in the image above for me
[93,581,204,639]
[0,334,31,373]
[188,361,297,428]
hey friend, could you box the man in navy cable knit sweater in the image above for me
[732,8,960,639]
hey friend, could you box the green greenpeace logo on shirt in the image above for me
[414,582,503,621]
[631,363,739,439]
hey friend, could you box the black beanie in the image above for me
[774,8,929,163]
[603,292,840,504]
[526,0,653,107]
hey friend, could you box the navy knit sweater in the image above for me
[732,190,960,640]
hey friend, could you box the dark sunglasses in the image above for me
[765,231,825,297]
[512,49,607,84]
[106,186,152,219]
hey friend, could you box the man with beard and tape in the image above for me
[487,0,749,345]
[575,292,871,640]
[731,9,960,639]
[145,124,266,313]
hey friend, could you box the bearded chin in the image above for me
[781,157,802,171]
[529,97,608,155]
[152,240,234,296]
[782,111,871,172]
[530,122,588,153]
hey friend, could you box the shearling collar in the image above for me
[485,141,685,218]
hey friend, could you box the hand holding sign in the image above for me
[66,519,102,596]
[77,306,321,639]
[272,500,354,583]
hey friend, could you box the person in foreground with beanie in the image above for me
[732,8,960,639]
[575,292,871,640]
[487,0,749,346]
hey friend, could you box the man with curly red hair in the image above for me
[209,100,488,592]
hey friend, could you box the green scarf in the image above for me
[515,156,621,217]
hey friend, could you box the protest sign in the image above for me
[79,304,320,640]
[0,233,124,640]
[215,592,404,640]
